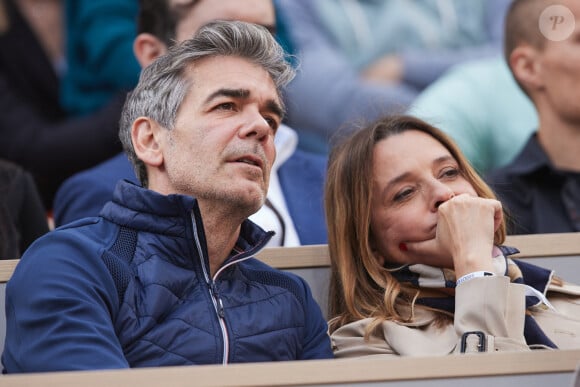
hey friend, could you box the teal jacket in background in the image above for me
[60,0,140,116]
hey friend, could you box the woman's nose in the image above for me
[432,183,455,210]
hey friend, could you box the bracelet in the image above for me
[456,271,494,287]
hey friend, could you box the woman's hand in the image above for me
[406,194,502,277]
[437,194,502,277]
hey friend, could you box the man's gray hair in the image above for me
[119,20,296,187]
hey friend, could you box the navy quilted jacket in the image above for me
[2,180,333,372]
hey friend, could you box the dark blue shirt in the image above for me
[486,133,580,234]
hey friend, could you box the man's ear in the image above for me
[510,45,543,92]
[132,117,164,168]
[134,33,168,68]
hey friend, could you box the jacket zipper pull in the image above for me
[217,298,225,319]
[211,282,226,319]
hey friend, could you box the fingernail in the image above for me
[399,243,408,252]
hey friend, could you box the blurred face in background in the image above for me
[534,0,580,125]
[174,0,276,42]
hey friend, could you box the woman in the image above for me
[325,115,580,356]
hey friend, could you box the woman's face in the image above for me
[370,130,477,268]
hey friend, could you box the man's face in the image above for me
[175,0,275,42]
[158,55,283,216]
[536,0,580,124]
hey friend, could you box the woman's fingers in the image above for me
[492,199,503,232]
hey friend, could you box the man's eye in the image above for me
[215,102,236,111]
[264,116,279,131]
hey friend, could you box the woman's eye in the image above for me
[394,188,414,202]
[440,168,459,179]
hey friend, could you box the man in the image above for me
[53,0,327,246]
[2,21,333,373]
[486,0,580,234]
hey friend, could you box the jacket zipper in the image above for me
[190,212,229,365]
[189,212,274,364]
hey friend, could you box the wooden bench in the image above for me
[1,349,579,386]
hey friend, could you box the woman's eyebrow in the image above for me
[432,155,455,165]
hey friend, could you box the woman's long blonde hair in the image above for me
[325,115,506,333]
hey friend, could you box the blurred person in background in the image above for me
[0,0,123,208]
[487,0,580,234]
[275,0,512,153]
[0,159,48,259]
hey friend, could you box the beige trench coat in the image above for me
[331,275,580,357]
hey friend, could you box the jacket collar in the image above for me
[100,180,272,249]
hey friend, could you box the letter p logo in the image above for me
[539,5,575,41]
[550,15,565,30]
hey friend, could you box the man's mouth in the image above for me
[233,154,264,169]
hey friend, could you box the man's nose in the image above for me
[239,109,271,140]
